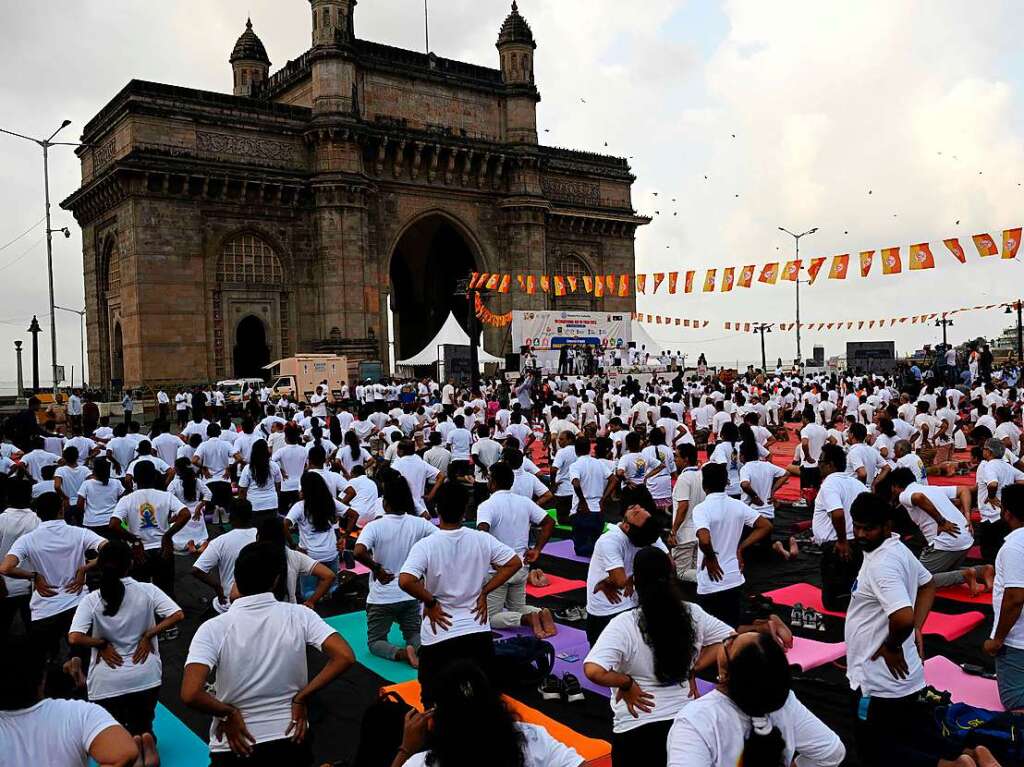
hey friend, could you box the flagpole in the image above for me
[424,0,430,52]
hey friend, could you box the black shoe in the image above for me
[539,675,563,701]
[561,673,584,703]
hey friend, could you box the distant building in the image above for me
[62,2,648,388]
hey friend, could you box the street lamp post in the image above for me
[752,323,773,372]
[1,120,82,397]
[1005,302,1023,361]
[935,315,954,348]
[54,305,86,387]
[778,226,818,367]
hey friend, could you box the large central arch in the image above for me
[389,213,480,361]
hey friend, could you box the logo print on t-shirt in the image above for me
[138,501,159,530]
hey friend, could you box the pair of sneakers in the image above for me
[790,602,826,632]
[554,606,586,623]
[539,673,584,703]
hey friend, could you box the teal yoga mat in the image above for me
[325,612,418,684]
[91,704,208,767]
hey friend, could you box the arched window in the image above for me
[218,234,284,286]
[556,254,594,310]
[106,243,121,295]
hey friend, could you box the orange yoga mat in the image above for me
[381,680,611,766]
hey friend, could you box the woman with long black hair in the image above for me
[584,546,733,766]
[339,430,373,479]
[68,539,184,767]
[237,439,282,519]
[667,631,844,767]
[285,472,346,601]
[168,456,212,553]
[390,660,583,767]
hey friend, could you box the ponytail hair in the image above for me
[175,457,198,503]
[632,547,695,685]
[98,540,133,616]
[93,457,111,485]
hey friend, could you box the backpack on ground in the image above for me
[492,635,555,689]
[936,702,1024,762]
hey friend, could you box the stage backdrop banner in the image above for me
[512,310,631,351]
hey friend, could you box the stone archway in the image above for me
[389,214,479,361]
[233,315,270,379]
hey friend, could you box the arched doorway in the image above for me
[233,315,270,379]
[111,322,124,385]
[390,215,478,360]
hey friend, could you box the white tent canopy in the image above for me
[396,312,503,367]
[630,320,664,356]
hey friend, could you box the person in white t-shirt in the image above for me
[693,463,771,626]
[0,636,139,767]
[68,539,184,764]
[181,541,355,764]
[108,461,189,602]
[669,443,703,584]
[843,492,960,767]
[812,444,868,611]
[284,472,350,603]
[53,445,92,521]
[888,468,992,594]
[237,440,283,519]
[271,424,308,513]
[0,480,38,637]
[984,484,1024,710]
[354,475,438,666]
[399,482,521,706]
[667,631,844,767]
[477,462,556,638]
[568,436,615,555]
[977,438,1024,561]
[585,490,669,645]
[168,458,212,553]
[192,501,258,614]
[799,407,828,505]
[390,659,583,767]
[737,441,788,519]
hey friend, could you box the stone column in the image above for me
[14,341,24,398]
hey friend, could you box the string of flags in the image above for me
[634,228,1020,294]
[468,228,1020,298]
[633,301,1021,332]
[474,293,512,327]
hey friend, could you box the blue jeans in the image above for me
[300,555,339,601]
[996,644,1024,710]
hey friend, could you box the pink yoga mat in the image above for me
[526,574,587,598]
[936,584,993,606]
[764,583,985,640]
[786,637,846,671]
[544,539,591,564]
[924,656,1003,711]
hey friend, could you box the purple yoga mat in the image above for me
[494,623,606,696]
[543,539,591,564]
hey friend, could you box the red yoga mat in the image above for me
[935,584,993,606]
[764,583,986,640]
[525,573,587,598]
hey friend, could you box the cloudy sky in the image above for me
[1,0,1022,385]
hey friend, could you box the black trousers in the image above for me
[697,585,743,627]
[209,736,313,767]
[96,686,161,736]
[585,611,615,647]
[418,632,494,707]
[135,548,176,600]
[978,519,1009,563]
[0,594,31,640]
[611,719,673,767]
[820,541,863,612]
[852,690,961,767]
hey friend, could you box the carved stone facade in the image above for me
[62,3,648,388]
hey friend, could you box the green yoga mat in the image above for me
[325,612,418,684]
[545,508,610,535]
[91,704,208,767]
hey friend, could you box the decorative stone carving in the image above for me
[196,131,296,163]
[541,177,600,206]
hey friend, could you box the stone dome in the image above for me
[497,1,536,48]
[230,18,271,64]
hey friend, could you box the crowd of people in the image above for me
[0,352,1022,766]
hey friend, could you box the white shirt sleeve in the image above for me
[77,700,123,755]
[488,535,517,568]
[69,594,97,636]
[299,603,337,649]
[400,539,429,579]
[667,717,715,766]
[185,617,225,669]
[784,694,846,766]
[192,538,220,574]
[584,612,632,671]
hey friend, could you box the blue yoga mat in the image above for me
[91,703,208,767]
[325,612,418,684]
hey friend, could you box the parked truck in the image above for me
[263,355,351,402]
